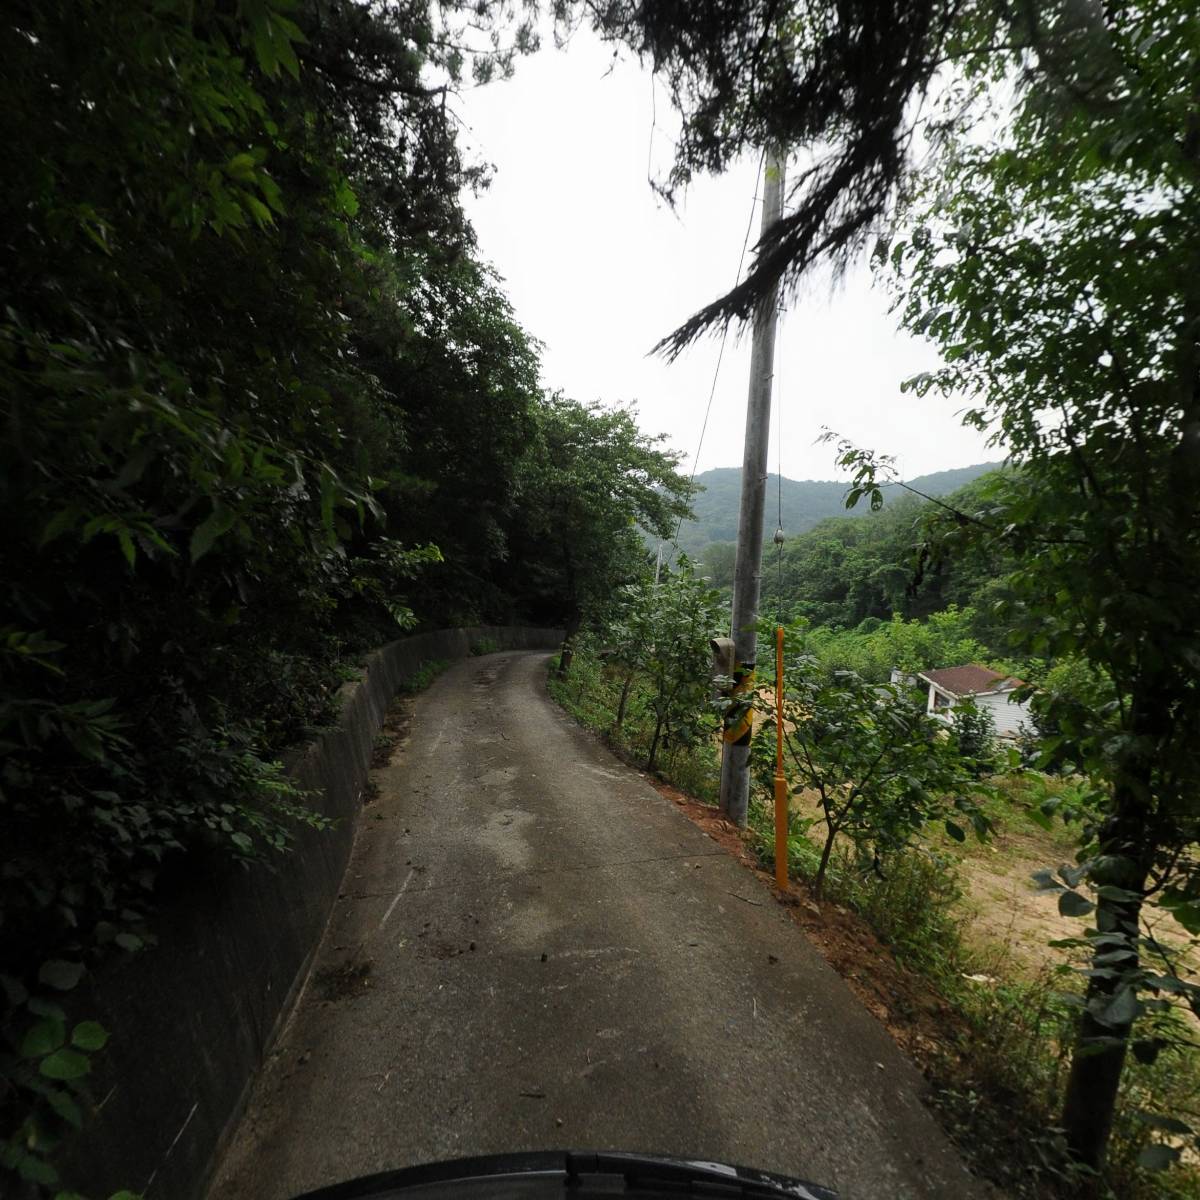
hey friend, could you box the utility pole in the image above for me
[719,147,785,827]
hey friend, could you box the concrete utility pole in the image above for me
[719,147,785,827]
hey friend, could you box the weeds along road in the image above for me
[208,652,992,1200]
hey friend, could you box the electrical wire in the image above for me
[775,303,785,625]
[669,148,768,557]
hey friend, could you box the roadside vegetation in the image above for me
[9,2,1200,1197]
[0,5,691,1195]
[550,560,1200,1199]
[571,0,1200,1184]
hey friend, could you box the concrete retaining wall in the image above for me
[64,628,561,1200]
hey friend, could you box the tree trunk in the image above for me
[813,825,837,900]
[557,609,581,678]
[647,713,665,771]
[1060,781,1152,1172]
[614,673,634,732]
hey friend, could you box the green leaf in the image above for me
[46,1088,84,1128]
[1161,893,1200,935]
[1134,1110,1192,1135]
[242,193,273,225]
[114,932,144,952]
[18,1153,58,1185]
[944,819,966,842]
[1032,868,1064,892]
[39,1048,90,1081]
[21,1018,66,1058]
[190,505,236,562]
[226,152,257,180]
[38,960,85,991]
[110,445,154,491]
[40,508,80,546]
[1097,986,1138,1028]
[275,28,301,80]
[1131,1038,1163,1065]
[1058,890,1094,918]
[71,1021,109,1051]
[1137,1143,1180,1171]
[252,25,279,77]
[1,972,29,1006]
[1058,863,1087,888]
[117,528,136,568]
[27,997,66,1020]
[1096,885,1142,903]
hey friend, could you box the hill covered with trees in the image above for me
[672,461,1001,555]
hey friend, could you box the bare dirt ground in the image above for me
[954,825,1081,973]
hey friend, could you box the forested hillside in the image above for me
[759,473,1012,636]
[0,5,690,1190]
[673,461,1001,555]
[693,471,1010,648]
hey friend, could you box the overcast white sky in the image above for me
[452,30,996,483]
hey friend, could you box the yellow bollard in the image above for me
[774,624,788,890]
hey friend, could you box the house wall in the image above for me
[976,690,1032,737]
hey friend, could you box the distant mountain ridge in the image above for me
[671,461,1004,555]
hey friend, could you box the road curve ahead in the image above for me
[209,651,990,1200]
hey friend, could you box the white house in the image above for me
[916,664,1031,738]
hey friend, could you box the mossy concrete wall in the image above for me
[65,628,560,1200]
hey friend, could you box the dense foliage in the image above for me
[673,461,998,556]
[755,646,989,898]
[605,564,724,770]
[579,0,1200,1176]
[513,395,693,671]
[753,474,1015,641]
[0,3,689,1193]
[855,0,1200,1172]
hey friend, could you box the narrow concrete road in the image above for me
[209,652,990,1200]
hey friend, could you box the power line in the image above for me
[775,305,785,624]
[669,148,768,556]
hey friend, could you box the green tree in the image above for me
[768,649,985,899]
[0,1,544,1191]
[510,394,694,672]
[607,564,723,770]
[755,477,1016,644]
[568,0,1200,1173]
[797,607,995,684]
[859,2,1200,1170]
[699,541,737,592]
[948,701,999,780]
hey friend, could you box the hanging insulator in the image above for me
[773,526,785,546]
